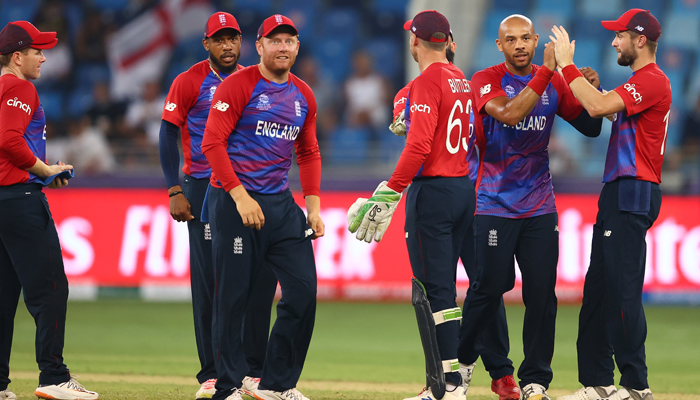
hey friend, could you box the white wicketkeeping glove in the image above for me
[389,110,406,137]
[347,181,401,243]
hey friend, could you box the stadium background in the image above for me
[4,0,700,398]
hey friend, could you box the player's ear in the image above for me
[534,33,539,47]
[202,37,209,52]
[495,38,503,53]
[255,39,263,56]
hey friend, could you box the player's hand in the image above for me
[347,181,401,243]
[543,42,557,71]
[307,211,325,239]
[47,176,69,189]
[229,186,265,230]
[549,25,575,68]
[46,161,72,189]
[389,111,407,137]
[580,67,600,89]
[170,193,194,222]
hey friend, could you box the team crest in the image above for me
[541,91,549,105]
[209,85,217,101]
[256,93,272,110]
[504,85,516,98]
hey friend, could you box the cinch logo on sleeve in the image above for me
[410,103,431,113]
[213,100,229,112]
[624,83,642,104]
[394,97,406,109]
[6,97,31,115]
[165,101,177,112]
[479,84,491,97]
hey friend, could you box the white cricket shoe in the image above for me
[225,388,243,400]
[521,383,550,400]
[403,385,466,400]
[557,386,617,400]
[458,362,475,394]
[241,376,261,397]
[607,387,654,400]
[253,387,310,400]
[35,377,99,399]
[0,389,17,399]
[196,378,217,399]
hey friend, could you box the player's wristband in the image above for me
[169,191,184,198]
[562,65,584,85]
[526,66,554,96]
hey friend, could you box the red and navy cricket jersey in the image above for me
[605,63,671,184]
[162,60,243,179]
[472,63,583,218]
[387,62,475,193]
[202,65,321,196]
[393,78,484,186]
[0,74,47,186]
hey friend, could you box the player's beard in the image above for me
[617,46,637,67]
[507,51,533,72]
[446,47,455,63]
[210,52,239,74]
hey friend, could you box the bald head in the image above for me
[498,14,535,39]
[495,14,539,75]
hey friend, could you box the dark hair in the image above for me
[0,48,29,67]
[420,32,448,51]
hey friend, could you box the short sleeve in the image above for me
[471,67,508,114]
[613,71,667,117]
[162,71,199,127]
[552,72,583,121]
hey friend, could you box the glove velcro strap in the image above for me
[442,359,460,373]
[433,307,462,325]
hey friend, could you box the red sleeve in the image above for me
[387,73,441,192]
[392,83,411,119]
[613,70,666,117]
[552,72,583,121]
[0,80,39,169]
[202,70,255,192]
[162,70,199,127]
[471,67,508,114]
[293,76,321,197]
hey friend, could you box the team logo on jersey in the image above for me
[256,93,272,110]
[165,101,177,112]
[234,236,243,254]
[204,224,212,241]
[410,103,431,113]
[541,91,549,105]
[479,84,491,98]
[6,97,31,115]
[209,85,217,101]
[305,228,314,238]
[488,229,498,246]
[394,96,406,109]
[504,85,516,98]
[624,83,642,104]
[295,100,302,117]
[604,230,612,237]
[213,100,229,112]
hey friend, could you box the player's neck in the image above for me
[0,66,25,80]
[417,53,448,73]
[505,62,532,77]
[258,63,289,84]
[630,53,655,72]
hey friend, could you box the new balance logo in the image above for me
[479,84,491,97]
[488,229,498,246]
[233,236,243,254]
[213,100,229,112]
[164,101,177,112]
[554,225,559,232]
[304,228,314,238]
[635,25,644,32]
[604,230,612,237]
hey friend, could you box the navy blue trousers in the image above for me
[459,225,514,380]
[0,184,71,390]
[183,176,277,383]
[404,176,474,386]
[459,213,559,389]
[209,188,316,400]
[576,180,661,390]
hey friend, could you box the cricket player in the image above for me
[551,9,670,400]
[202,14,324,400]
[159,11,278,399]
[0,21,98,400]
[349,10,476,400]
[457,15,602,400]
[389,35,520,400]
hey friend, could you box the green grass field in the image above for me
[6,300,700,399]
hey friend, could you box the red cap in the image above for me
[204,12,241,37]
[601,8,661,41]
[404,10,450,43]
[0,21,57,54]
[257,14,298,40]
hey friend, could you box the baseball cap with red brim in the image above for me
[204,11,241,37]
[257,14,298,40]
[601,8,661,41]
[404,10,450,43]
[0,21,57,54]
